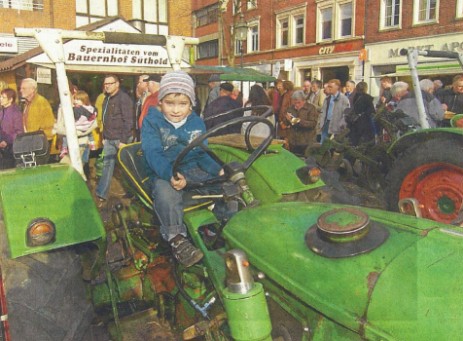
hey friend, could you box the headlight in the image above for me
[26,218,56,246]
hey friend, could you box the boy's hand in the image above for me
[171,173,187,190]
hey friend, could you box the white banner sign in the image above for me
[0,37,18,53]
[36,67,52,84]
[28,39,188,68]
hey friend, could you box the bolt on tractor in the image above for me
[0,28,463,341]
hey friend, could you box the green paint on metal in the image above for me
[223,201,463,340]
[210,143,324,204]
[325,210,362,226]
[223,283,272,341]
[0,164,105,258]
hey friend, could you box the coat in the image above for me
[348,93,375,145]
[0,104,24,145]
[101,89,134,143]
[23,93,55,140]
[286,102,318,149]
[397,91,444,128]
[203,95,242,135]
[436,88,463,114]
[319,92,350,135]
[141,107,221,182]
[308,90,326,113]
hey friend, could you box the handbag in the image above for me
[344,107,361,125]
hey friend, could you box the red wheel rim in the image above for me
[399,163,463,223]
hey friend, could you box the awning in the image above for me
[0,46,42,72]
[192,65,276,82]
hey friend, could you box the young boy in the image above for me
[141,70,222,267]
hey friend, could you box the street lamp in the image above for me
[235,14,248,67]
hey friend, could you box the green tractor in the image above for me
[1,29,463,341]
[384,48,463,224]
[308,47,463,225]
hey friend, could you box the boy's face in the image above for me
[160,93,192,123]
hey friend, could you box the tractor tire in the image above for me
[385,139,463,224]
[0,219,94,340]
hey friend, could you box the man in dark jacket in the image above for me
[436,75,463,125]
[203,82,242,135]
[96,74,134,203]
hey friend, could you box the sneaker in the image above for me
[170,235,203,267]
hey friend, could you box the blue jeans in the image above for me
[96,139,119,200]
[151,167,221,242]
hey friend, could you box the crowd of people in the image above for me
[1,71,463,267]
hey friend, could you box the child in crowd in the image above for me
[59,90,97,158]
[141,70,223,267]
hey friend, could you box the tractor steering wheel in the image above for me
[172,109,274,189]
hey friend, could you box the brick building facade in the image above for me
[192,0,463,98]
[365,0,463,97]
[193,0,367,88]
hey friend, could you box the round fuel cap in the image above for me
[305,207,389,258]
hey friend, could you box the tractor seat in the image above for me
[117,143,214,211]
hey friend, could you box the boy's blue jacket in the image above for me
[141,107,222,181]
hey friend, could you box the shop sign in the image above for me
[29,39,172,67]
[319,45,335,55]
[388,41,463,59]
[0,37,18,53]
[66,40,169,66]
[36,67,52,85]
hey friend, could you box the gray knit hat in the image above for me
[158,70,196,105]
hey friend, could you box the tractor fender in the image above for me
[387,127,463,158]
[0,164,105,258]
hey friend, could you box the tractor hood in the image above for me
[223,202,463,340]
[0,164,105,258]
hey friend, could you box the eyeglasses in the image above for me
[104,82,116,86]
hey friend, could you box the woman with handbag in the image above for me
[347,82,375,146]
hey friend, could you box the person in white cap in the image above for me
[141,70,223,267]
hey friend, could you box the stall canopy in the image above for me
[192,65,276,82]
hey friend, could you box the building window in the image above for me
[247,22,259,52]
[320,7,333,40]
[195,4,219,27]
[317,1,354,42]
[339,3,352,37]
[294,15,304,44]
[76,0,118,27]
[198,40,219,59]
[413,0,438,24]
[458,0,463,18]
[131,0,168,34]
[380,0,401,29]
[0,0,43,11]
[276,5,306,48]
[247,0,256,10]
[280,18,289,47]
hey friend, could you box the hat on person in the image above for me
[208,74,221,82]
[219,82,234,92]
[143,75,160,82]
[158,70,196,104]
